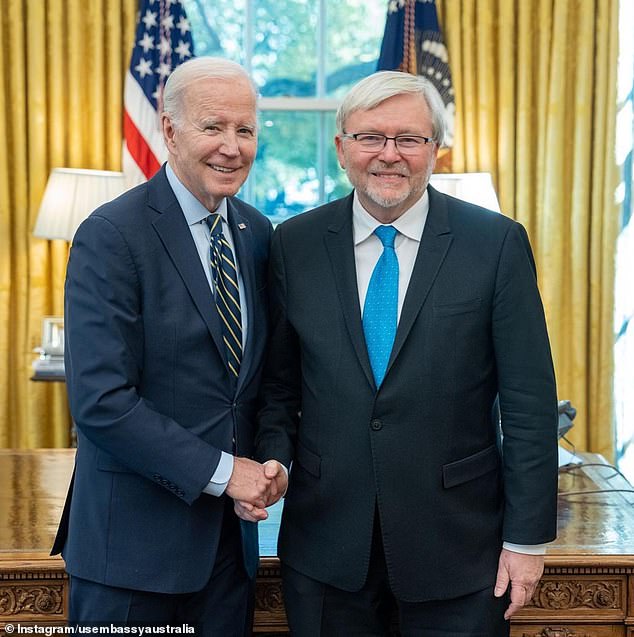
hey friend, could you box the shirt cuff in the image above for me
[202,452,234,497]
[503,541,548,555]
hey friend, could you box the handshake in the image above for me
[226,457,288,522]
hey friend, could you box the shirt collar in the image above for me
[352,188,430,246]
[165,162,228,226]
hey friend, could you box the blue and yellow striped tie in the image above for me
[206,214,242,378]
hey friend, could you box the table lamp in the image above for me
[31,168,128,377]
[430,172,501,212]
[33,168,128,242]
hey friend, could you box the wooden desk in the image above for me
[513,458,634,637]
[1,450,633,636]
[0,449,287,634]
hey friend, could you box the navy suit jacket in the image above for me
[52,166,273,593]
[256,186,558,603]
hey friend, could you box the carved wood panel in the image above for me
[254,578,288,633]
[511,625,624,637]
[514,575,627,621]
[0,581,65,620]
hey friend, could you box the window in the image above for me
[614,0,634,480]
[184,0,386,223]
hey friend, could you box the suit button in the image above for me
[370,419,382,431]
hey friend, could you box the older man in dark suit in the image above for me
[239,71,558,636]
[52,57,286,635]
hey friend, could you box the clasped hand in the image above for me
[225,457,287,522]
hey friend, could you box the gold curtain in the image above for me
[0,0,136,447]
[437,0,620,459]
[0,0,621,458]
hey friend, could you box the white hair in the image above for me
[163,57,258,127]
[336,70,447,146]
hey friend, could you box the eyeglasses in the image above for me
[341,132,435,154]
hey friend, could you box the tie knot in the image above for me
[374,225,397,248]
[205,213,223,237]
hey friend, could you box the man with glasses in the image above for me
[238,70,558,636]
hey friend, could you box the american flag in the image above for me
[377,0,455,148]
[123,0,195,185]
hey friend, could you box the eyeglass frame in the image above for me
[340,131,436,154]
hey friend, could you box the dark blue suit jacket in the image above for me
[52,166,273,593]
[256,187,558,602]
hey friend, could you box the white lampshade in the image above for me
[33,168,128,241]
[430,172,501,212]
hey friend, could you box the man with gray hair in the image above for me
[52,57,286,634]
[241,70,558,635]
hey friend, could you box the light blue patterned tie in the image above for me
[363,225,399,387]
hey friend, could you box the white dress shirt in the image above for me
[353,190,428,320]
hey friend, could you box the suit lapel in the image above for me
[149,168,228,371]
[323,195,375,389]
[387,186,453,370]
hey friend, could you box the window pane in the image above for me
[248,111,320,223]
[326,0,384,97]
[247,110,353,223]
[325,114,353,202]
[184,0,245,62]
[183,1,383,218]
[614,0,634,481]
[615,221,634,478]
[254,1,318,96]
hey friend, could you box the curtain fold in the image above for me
[0,0,136,447]
[437,0,620,459]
